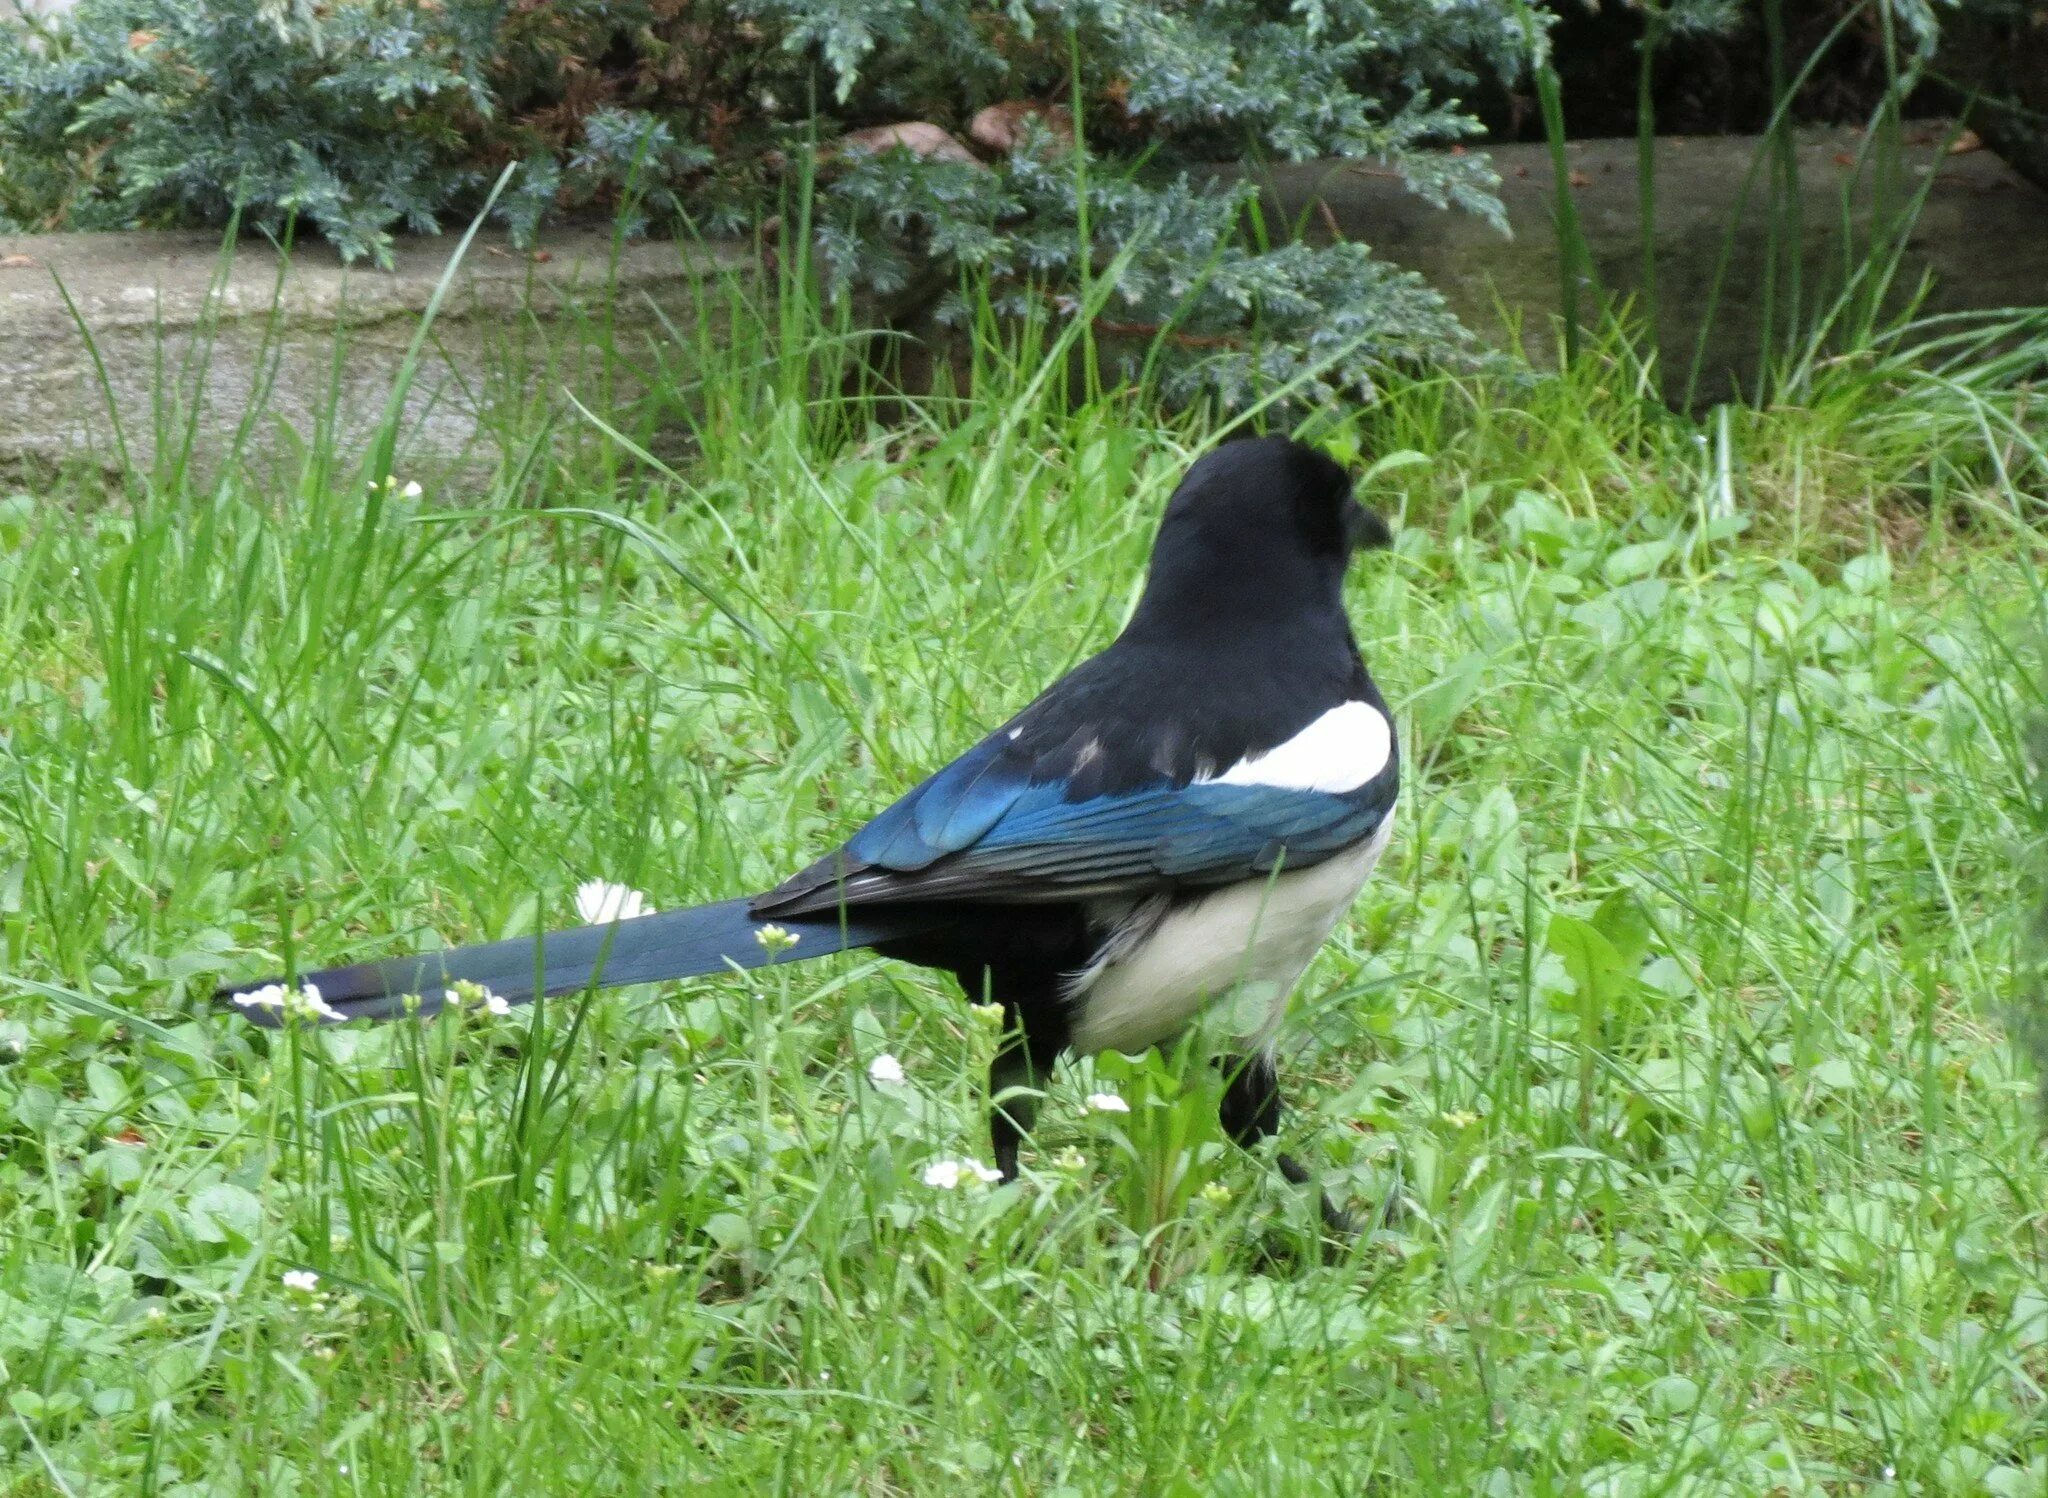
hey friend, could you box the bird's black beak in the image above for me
[1343,500,1393,552]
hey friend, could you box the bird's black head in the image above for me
[1127,436,1391,637]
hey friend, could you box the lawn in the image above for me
[1,292,2044,1493]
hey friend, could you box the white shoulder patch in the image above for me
[1205,700,1390,795]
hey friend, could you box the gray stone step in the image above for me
[1241,125,2048,403]
[1,126,2042,479]
[0,228,759,479]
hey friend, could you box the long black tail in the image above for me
[218,897,944,1026]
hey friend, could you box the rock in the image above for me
[829,123,980,166]
[968,102,1075,158]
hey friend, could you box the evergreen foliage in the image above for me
[0,0,1538,400]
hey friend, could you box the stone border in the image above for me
[2,128,2043,477]
[0,229,762,477]
[1246,127,2048,402]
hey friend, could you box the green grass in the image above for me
[2,271,2046,1494]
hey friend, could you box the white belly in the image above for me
[1065,812,1394,1057]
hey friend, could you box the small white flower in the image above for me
[295,984,345,1022]
[399,480,422,500]
[576,880,655,925]
[281,1269,321,1293]
[922,1157,1002,1190]
[234,982,343,1023]
[754,922,800,953]
[1085,1092,1130,1114]
[867,1053,905,1086]
[443,982,512,1017]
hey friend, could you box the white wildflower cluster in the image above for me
[282,1269,321,1294]
[867,1053,906,1086]
[922,1157,1002,1190]
[371,475,423,499]
[1084,1092,1130,1114]
[232,982,343,1023]
[442,980,511,1018]
[753,923,800,954]
[576,880,655,925]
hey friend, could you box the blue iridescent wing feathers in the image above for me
[760,722,1396,914]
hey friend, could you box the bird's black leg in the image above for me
[897,923,1087,1184]
[1215,1050,1359,1237]
[989,1010,1066,1183]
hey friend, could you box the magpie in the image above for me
[222,435,1400,1228]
